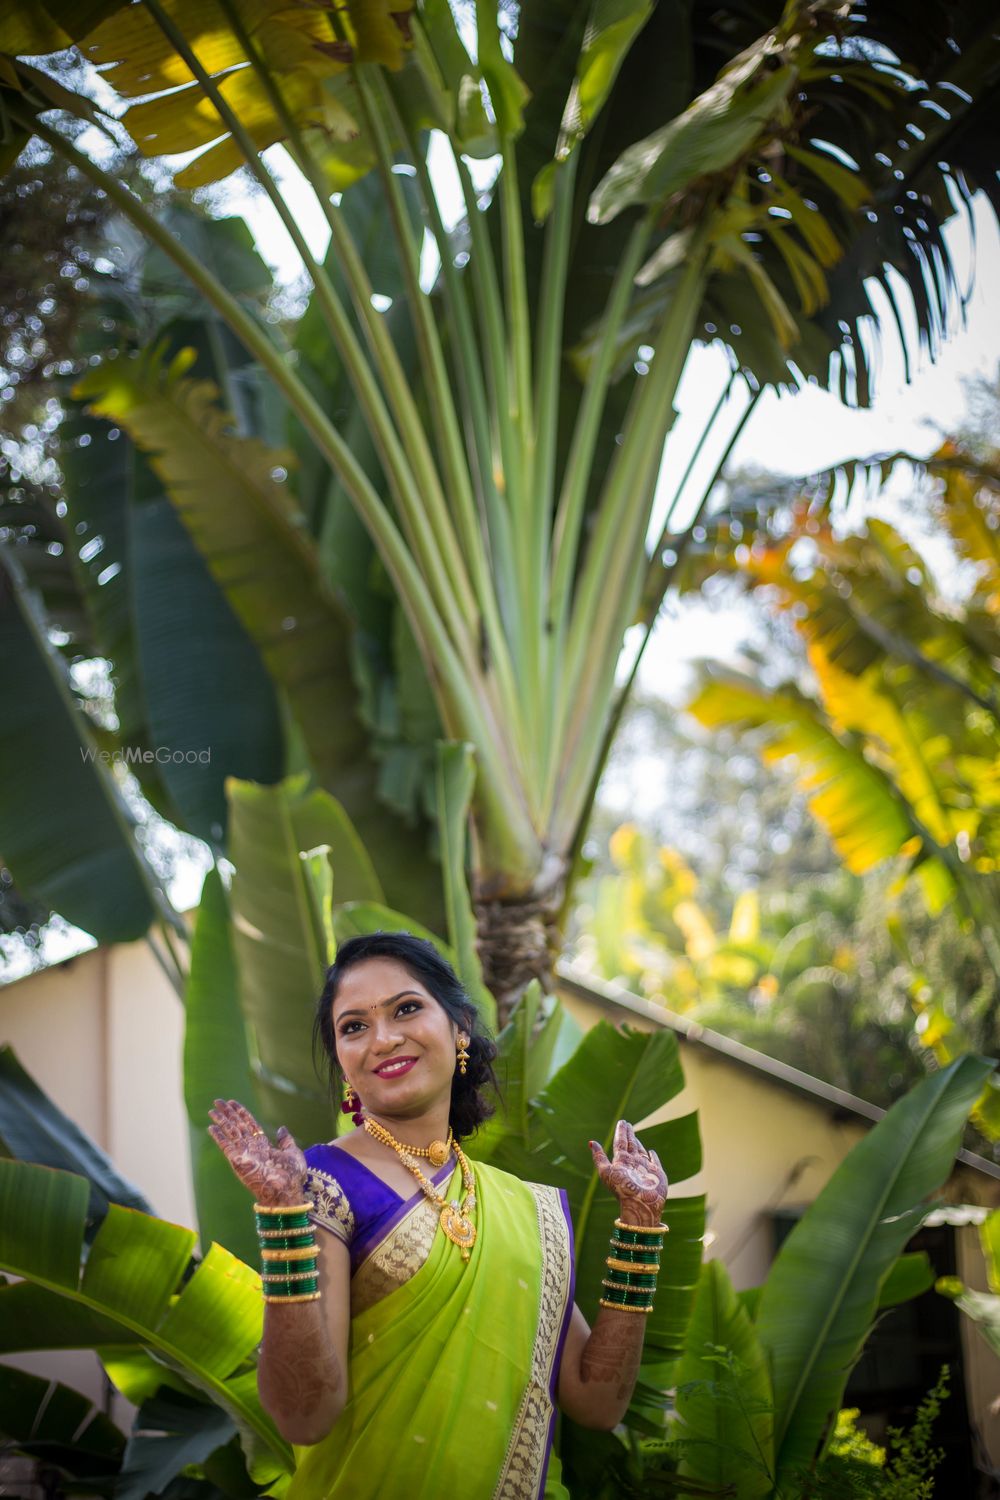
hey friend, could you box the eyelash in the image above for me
[339,999,422,1036]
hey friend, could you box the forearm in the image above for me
[258,1301,346,1445]
[575,1303,648,1430]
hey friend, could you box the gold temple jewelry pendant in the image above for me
[427,1139,450,1167]
[439,1202,476,1261]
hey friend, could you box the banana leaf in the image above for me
[673,1258,774,1499]
[227,773,382,1143]
[116,1389,236,1500]
[0,1158,291,1484]
[756,1052,992,1484]
[0,560,157,944]
[0,1362,125,1491]
[183,866,258,1263]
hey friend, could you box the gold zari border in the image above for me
[492,1182,572,1500]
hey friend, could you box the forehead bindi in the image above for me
[332,961,430,1020]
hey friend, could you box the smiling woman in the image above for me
[208,931,669,1500]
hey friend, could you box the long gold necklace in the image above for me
[363,1116,477,1262]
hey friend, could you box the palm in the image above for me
[590,1120,668,1225]
[208,1098,307,1207]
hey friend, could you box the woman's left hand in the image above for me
[589,1119,668,1228]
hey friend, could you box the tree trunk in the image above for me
[473,857,569,1027]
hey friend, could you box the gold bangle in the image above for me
[614,1217,667,1235]
[606,1256,660,1274]
[254,1201,314,1215]
[262,1268,320,1283]
[256,1224,316,1239]
[261,1244,318,1262]
[263,1291,322,1304]
[599,1297,654,1314]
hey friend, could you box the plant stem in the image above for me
[20,108,540,873]
[211,0,481,642]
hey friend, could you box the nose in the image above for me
[369,1014,405,1053]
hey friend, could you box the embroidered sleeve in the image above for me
[305,1165,354,1246]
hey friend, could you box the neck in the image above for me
[364,1102,452,1151]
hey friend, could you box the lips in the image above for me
[374,1056,417,1078]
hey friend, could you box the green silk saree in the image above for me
[286,1157,574,1499]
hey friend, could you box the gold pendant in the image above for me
[427,1138,450,1167]
[439,1202,476,1260]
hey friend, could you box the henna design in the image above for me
[259,1305,344,1432]
[588,1119,668,1226]
[207,1098,308,1207]
[580,1306,646,1403]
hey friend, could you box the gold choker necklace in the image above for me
[363,1116,477,1262]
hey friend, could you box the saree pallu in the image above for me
[286,1159,574,1500]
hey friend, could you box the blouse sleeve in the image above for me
[305,1163,355,1247]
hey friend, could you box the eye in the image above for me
[339,1019,363,1036]
[397,1000,422,1017]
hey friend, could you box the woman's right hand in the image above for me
[208,1098,308,1207]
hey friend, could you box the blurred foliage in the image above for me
[802,1368,949,1499]
[571,820,928,1107]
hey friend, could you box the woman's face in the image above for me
[330,956,467,1119]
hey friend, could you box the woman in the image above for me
[209,932,668,1500]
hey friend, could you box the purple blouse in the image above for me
[303,1140,456,1271]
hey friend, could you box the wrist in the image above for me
[253,1189,312,1211]
[615,1202,666,1228]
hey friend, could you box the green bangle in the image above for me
[603,1269,658,1289]
[600,1285,656,1309]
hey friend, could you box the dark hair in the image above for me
[313,931,500,1141]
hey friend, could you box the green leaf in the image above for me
[227,773,382,1141]
[532,0,654,220]
[0,1045,152,1218]
[434,740,494,1029]
[877,1251,935,1308]
[183,866,259,1264]
[589,63,795,224]
[981,1208,1000,1293]
[674,1259,774,1498]
[0,1159,290,1483]
[937,1278,1000,1359]
[0,562,156,943]
[131,493,285,848]
[116,1390,235,1500]
[757,1054,992,1483]
[0,1362,125,1488]
[74,346,362,814]
[785,142,871,213]
[474,0,530,138]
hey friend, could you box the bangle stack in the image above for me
[599,1217,668,1315]
[255,1202,321,1304]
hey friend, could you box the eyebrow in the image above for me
[335,989,423,1023]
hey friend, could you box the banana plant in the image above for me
[3,0,998,1020]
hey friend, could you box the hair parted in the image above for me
[312,930,500,1141]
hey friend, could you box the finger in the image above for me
[276,1126,299,1153]
[207,1108,241,1144]
[650,1148,668,1185]
[623,1120,643,1155]
[588,1139,610,1172]
[613,1119,629,1157]
[229,1100,264,1135]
